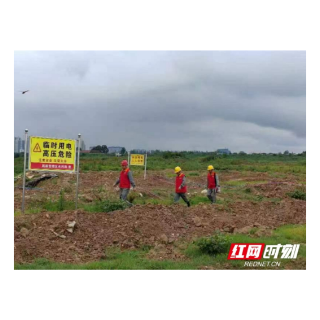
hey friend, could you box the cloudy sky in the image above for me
[14,51,306,153]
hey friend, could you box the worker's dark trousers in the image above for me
[119,188,132,207]
[207,188,216,203]
[174,192,189,204]
[119,188,130,200]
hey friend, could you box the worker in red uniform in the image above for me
[207,165,220,204]
[113,160,136,205]
[174,166,190,207]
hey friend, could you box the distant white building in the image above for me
[217,148,231,155]
[77,140,86,151]
[14,137,21,153]
[131,149,147,154]
[19,140,25,152]
[108,146,124,154]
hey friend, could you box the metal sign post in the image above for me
[144,152,148,180]
[21,129,28,213]
[128,151,130,168]
[75,133,81,209]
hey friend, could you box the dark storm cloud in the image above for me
[14,51,306,152]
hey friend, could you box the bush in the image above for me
[288,190,306,200]
[200,154,216,162]
[162,152,185,159]
[256,195,264,201]
[194,232,230,255]
[127,193,136,203]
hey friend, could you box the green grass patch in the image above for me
[273,224,306,243]
[287,189,306,201]
[34,199,75,214]
[133,197,173,206]
[15,153,306,176]
[15,251,200,270]
[82,199,128,213]
[16,189,76,215]
[224,180,268,186]
[184,224,306,269]
[189,195,211,205]
[15,224,306,270]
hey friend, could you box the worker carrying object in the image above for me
[207,165,220,204]
[174,166,190,207]
[113,160,136,205]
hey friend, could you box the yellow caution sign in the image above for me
[130,154,145,166]
[29,136,76,172]
[33,143,41,152]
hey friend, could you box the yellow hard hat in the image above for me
[207,165,214,170]
[174,166,182,173]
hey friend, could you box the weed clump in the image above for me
[93,200,128,213]
[194,232,230,255]
[57,190,65,211]
[162,152,185,159]
[288,190,308,201]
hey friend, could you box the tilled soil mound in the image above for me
[14,200,306,264]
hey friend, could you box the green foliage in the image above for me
[127,193,136,203]
[14,157,24,176]
[87,200,128,213]
[273,224,306,243]
[256,195,264,201]
[190,195,210,205]
[15,224,306,270]
[200,153,216,162]
[288,189,306,200]
[83,164,90,171]
[14,152,307,176]
[162,151,186,159]
[22,196,75,214]
[249,227,258,234]
[194,232,230,255]
[57,189,65,211]
[91,145,109,153]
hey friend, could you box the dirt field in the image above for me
[14,170,306,264]
[14,170,304,208]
